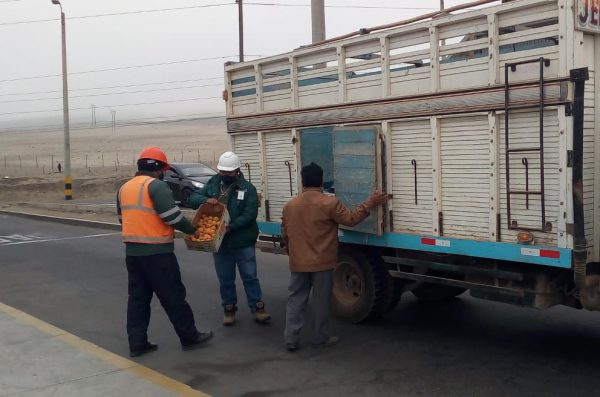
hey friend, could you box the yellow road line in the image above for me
[0,302,211,397]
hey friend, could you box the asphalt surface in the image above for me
[2,214,600,397]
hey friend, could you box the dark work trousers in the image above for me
[284,269,333,345]
[126,253,198,351]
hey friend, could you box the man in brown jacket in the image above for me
[281,162,388,351]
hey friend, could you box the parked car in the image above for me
[164,162,217,207]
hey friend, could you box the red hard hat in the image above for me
[138,147,171,170]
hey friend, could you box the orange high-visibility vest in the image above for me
[118,175,174,244]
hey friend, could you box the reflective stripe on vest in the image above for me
[119,175,174,244]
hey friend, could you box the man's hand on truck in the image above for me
[366,191,389,208]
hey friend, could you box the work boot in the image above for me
[253,301,272,324]
[129,342,158,358]
[223,304,237,326]
[312,335,340,349]
[182,331,214,351]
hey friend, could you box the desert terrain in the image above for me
[0,117,229,221]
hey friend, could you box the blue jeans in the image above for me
[212,246,263,312]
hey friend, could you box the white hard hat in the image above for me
[217,151,241,171]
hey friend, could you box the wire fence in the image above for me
[1,148,219,177]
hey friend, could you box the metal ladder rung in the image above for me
[505,104,547,111]
[506,147,542,153]
[508,190,542,196]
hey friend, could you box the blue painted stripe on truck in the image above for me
[257,221,572,268]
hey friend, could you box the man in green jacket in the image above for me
[189,151,271,326]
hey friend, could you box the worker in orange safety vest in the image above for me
[117,147,213,357]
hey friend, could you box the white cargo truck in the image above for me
[223,0,600,322]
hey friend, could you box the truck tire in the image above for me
[411,284,466,302]
[332,248,388,323]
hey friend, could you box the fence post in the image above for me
[85,155,88,168]
[35,156,38,168]
[19,155,22,168]
[51,155,54,171]
[102,153,104,168]
[4,155,6,168]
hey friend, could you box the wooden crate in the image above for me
[185,202,230,253]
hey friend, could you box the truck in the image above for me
[222,0,600,322]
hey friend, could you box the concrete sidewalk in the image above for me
[0,302,210,397]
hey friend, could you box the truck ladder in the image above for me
[504,57,551,232]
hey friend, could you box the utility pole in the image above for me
[311,0,325,44]
[52,0,72,200]
[236,0,244,62]
[90,104,97,126]
[111,110,116,134]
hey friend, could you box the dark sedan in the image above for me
[164,162,217,207]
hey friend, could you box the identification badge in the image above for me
[237,190,246,200]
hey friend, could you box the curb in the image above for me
[0,210,189,237]
[0,210,121,231]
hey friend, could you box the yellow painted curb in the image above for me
[0,302,211,397]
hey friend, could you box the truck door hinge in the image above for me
[565,103,573,116]
[567,150,573,167]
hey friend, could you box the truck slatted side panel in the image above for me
[230,67,257,116]
[262,60,292,113]
[497,2,560,84]
[232,133,265,221]
[390,120,433,235]
[498,109,560,246]
[584,68,595,257]
[346,40,384,103]
[440,116,490,240]
[264,131,297,222]
[439,16,490,91]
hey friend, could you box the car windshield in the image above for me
[181,165,216,177]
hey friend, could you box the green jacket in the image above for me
[189,174,259,251]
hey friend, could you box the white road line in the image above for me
[2,232,120,246]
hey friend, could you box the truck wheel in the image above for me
[411,284,466,302]
[332,249,388,323]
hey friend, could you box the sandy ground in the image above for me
[0,118,229,221]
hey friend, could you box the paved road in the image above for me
[2,214,600,397]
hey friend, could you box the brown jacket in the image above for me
[281,188,370,272]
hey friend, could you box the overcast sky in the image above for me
[0,0,482,130]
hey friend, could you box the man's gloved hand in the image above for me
[207,198,219,205]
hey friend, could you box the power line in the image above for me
[0,83,223,104]
[0,113,225,133]
[0,96,222,117]
[0,3,233,26]
[0,56,259,83]
[247,2,440,10]
[0,77,224,97]
[0,3,462,26]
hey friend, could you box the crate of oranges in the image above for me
[184,202,230,252]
